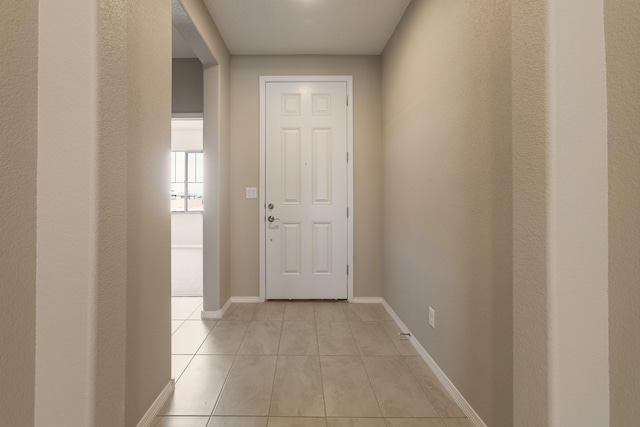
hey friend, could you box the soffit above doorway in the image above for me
[172,25,198,58]
[203,0,411,55]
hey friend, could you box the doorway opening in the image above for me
[171,117,204,298]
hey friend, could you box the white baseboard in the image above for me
[170,244,203,249]
[230,296,261,303]
[201,296,260,319]
[136,379,174,427]
[380,299,487,427]
[201,298,232,319]
[351,296,383,303]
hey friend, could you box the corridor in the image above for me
[155,298,472,426]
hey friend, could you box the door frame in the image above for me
[259,75,354,302]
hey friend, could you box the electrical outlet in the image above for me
[429,307,435,328]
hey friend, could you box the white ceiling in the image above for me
[201,0,411,55]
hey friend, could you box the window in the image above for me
[171,151,203,212]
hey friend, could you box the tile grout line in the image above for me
[171,299,209,386]
[359,349,385,419]
[181,298,204,321]
[172,353,196,385]
[346,303,385,419]
[266,303,285,418]
[189,316,219,357]
[313,304,329,419]
[402,355,448,420]
[209,303,253,418]
[171,318,187,336]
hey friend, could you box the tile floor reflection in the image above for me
[155,298,472,427]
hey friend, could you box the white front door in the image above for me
[264,80,349,300]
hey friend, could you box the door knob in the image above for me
[268,203,274,210]
[267,215,280,223]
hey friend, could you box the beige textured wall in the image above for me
[606,0,640,424]
[229,55,383,298]
[125,0,172,424]
[512,0,550,424]
[95,3,129,424]
[381,1,513,425]
[36,1,132,424]
[5,1,171,424]
[218,61,232,306]
[0,2,37,424]
[513,0,610,424]
[547,1,609,423]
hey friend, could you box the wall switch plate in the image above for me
[429,307,435,328]
[245,187,257,199]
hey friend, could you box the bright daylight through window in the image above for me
[171,117,204,212]
[171,151,204,212]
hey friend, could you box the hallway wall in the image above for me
[25,1,172,425]
[125,0,173,424]
[512,0,610,424]
[178,0,232,312]
[606,0,640,423]
[0,3,38,424]
[229,56,384,298]
[36,2,131,425]
[171,119,204,297]
[381,1,512,425]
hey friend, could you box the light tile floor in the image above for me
[155,298,472,427]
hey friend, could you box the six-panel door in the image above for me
[265,81,348,300]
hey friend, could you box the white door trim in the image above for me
[259,75,354,302]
